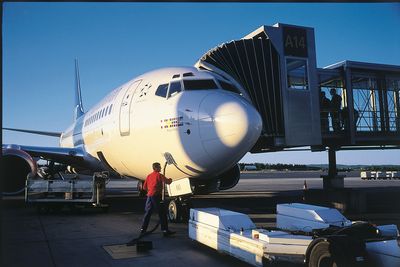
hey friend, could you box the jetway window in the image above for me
[286,58,309,90]
[183,79,218,90]
[352,76,381,132]
[168,81,182,98]
[386,78,400,132]
[155,84,168,98]
[318,71,345,133]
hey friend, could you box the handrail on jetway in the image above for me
[196,23,400,153]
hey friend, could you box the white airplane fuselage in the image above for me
[60,67,262,182]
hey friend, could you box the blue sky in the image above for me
[3,2,400,165]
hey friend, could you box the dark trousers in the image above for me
[141,195,168,232]
[331,111,342,132]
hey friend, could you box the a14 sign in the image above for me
[283,27,308,57]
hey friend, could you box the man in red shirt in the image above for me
[140,162,175,237]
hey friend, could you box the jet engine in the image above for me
[218,164,241,190]
[2,146,37,193]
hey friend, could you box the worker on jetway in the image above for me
[320,91,330,133]
[330,88,342,132]
[342,107,360,132]
[140,162,175,237]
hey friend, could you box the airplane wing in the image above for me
[3,127,62,137]
[3,144,86,166]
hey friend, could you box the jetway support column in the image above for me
[322,147,344,189]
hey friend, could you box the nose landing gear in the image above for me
[167,197,191,223]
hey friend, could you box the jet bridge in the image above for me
[197,23,321,151]
[196,23,400,153]
[319,61,400,148]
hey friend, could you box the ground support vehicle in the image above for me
[361,171,399,180]
[25,171,109,211]
[189,203,400,267]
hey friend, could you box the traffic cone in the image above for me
[303,180,308,190]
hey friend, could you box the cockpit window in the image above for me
[218,80,241,94]
[183,72,194,77]
[183,79,218,90]
[155,84,168,98]
[168,81,182,97]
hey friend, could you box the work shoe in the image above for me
[163,230,176,237]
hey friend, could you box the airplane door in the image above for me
[119,80,141,136]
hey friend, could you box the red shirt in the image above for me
[143,171,172,196]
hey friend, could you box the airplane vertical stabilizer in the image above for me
[74,59,85,121]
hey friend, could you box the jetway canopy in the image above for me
[196,23,400,152]
[198,35,284,140]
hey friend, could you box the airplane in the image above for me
[3,60,263,220]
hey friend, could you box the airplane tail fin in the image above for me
[74,59,85,121]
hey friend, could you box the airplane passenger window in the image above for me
[183,79,218,90]
[109,104,113,114]
[155,84,168,98]
[218,80,241,94]
[168,81,182,97]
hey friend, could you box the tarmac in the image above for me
[2,171,400,267]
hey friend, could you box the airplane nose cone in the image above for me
[198,92,262,162]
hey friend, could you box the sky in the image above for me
[2,2,400,165]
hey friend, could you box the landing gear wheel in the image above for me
[137,181,146,197]
[167,199,182,223]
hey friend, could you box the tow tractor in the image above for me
[189,203,400,267]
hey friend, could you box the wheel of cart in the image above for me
[306,236,367,267]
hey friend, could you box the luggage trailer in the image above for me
[25,171,109,210]
[189,203,400,267]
